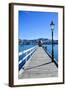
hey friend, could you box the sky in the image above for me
[19,11,58,40]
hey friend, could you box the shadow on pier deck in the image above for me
[19,47,58,79]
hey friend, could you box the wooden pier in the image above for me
[19,47,58,79]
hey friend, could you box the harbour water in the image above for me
[43,44,58,63]
[19,45,35,52]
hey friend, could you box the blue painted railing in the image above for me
[19,46,37,75]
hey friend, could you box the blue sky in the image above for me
[19,11,58,40]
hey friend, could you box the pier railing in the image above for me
[42,46,58,67]
[19,46,37,75]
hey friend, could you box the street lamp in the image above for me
[50,21,55,62]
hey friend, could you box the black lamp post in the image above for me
[50,21,55,62]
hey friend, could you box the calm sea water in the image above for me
[43,44,58,63]
[19,45,35,52]
[19,44,58,63]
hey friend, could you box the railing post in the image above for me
[26,51,27,61]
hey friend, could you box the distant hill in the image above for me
[19,38,58,45]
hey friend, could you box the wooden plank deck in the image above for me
[19,47,58,79]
